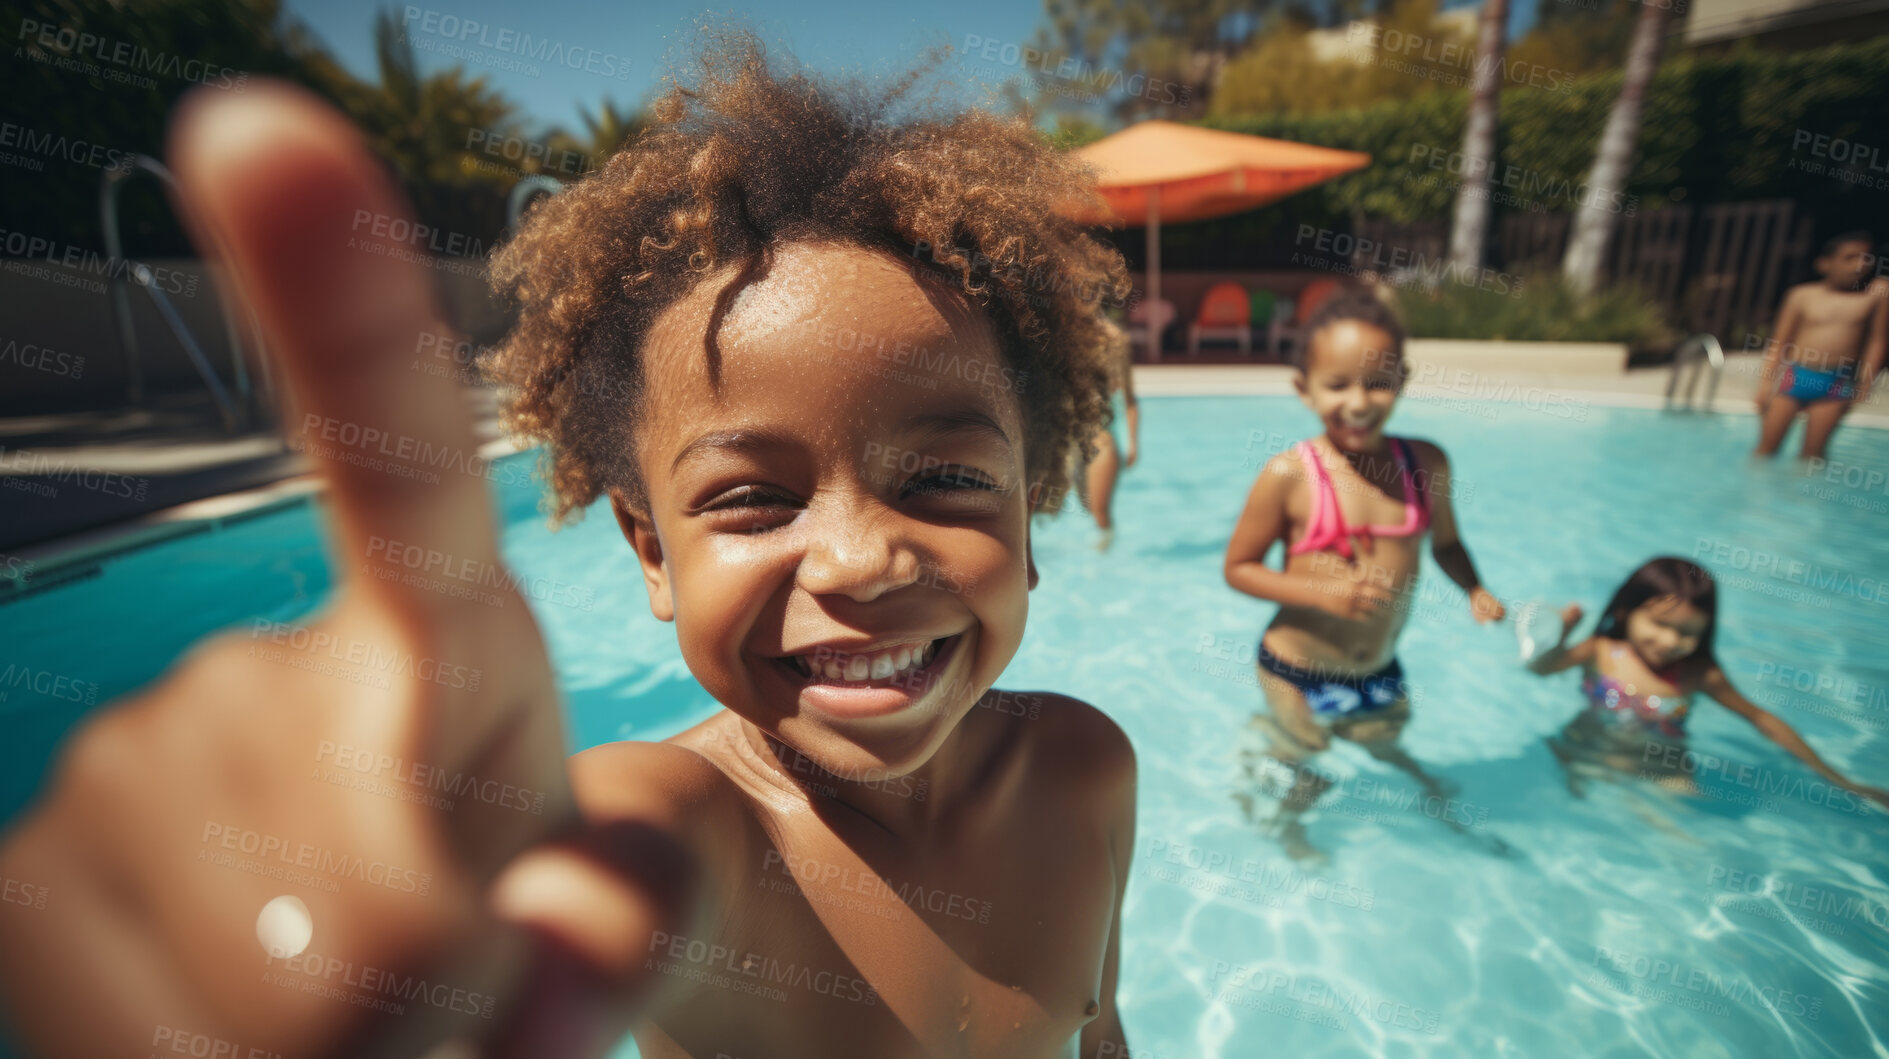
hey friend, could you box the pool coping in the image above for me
[1130,363,1889,429]
[0,438,528,606]
[4,370,1881,602]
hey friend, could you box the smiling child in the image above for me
[480,37,1140,1058]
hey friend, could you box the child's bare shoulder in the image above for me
[1250,447,1308,497]
[1401,437,1450,468]
[568,736,752,828]
[993,690,1136,790]
[1788,279,1840,301]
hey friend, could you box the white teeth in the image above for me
[794,638,946,683]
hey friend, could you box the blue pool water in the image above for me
[3,395,1887,1058]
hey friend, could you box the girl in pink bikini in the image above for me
[1224,291,1506,857]
[1529,557,1889,807]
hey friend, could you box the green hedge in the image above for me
[1204,36,1889,219]
[1139,37,1889,268]
[1394,278,1675,345]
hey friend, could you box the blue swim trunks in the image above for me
[1257,643,1407,718]
[1778,363,1856,403]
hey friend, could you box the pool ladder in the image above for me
[102,154,271,432]
[508,175,564,228]
[1664,332,1724,412]
[101,165,567,430]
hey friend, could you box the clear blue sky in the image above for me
[281,0,1545,133]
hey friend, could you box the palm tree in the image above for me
[349,11,522,235]
[1027,0,1273,122]
[583,99,652,156]
[519,98,650,189]
[1561,0,1673,295]
[1446,0,1510,273]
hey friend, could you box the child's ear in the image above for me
[611,492,675,623]
[1291,369,1312,409]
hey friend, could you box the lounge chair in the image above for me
[1187,281,1252,356]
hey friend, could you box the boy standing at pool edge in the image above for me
[0,39,1139,1059]
[1754,230,1888,460]
[1224,292,1505,860]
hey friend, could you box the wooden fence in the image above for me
[1352,199,1815,344]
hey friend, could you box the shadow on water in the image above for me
[1233,712,1526,868]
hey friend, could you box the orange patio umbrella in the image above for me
[1068,120,1371,349]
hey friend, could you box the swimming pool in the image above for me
[3,395,1886,1058]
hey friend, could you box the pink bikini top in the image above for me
[1287,437,1431,559]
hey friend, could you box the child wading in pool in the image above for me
[0,40,1140,1059]
[1078,347,1139,551]
[1223,292,1506,860]
[1754,231,1889,460]
[1529,557,1889,809]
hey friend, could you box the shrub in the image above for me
[1394,277,1676,345]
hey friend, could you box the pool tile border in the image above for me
[0,438,525,607]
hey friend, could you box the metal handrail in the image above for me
[101,155,269,431]
[1664,332,1724,411]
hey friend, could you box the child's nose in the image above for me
[795,512,920,602]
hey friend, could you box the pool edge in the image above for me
[0,438,527,605]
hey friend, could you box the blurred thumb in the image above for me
[485,824,699,1058]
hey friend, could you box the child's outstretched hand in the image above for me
[0,83,676,1059]
[1469,586,1507,624]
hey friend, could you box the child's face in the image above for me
[1818,240,1873,287]
[1624,595,1708,669]
[1294,321,1404,452]
[618,241,1034,779]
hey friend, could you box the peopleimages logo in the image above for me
[0,664,99,705]
[1407,144,1637,216]
[645,930,880,1006]
[1641,743,1872,816]
[1292,225,1523,297]
[148,1025,282,1059]
[264,949,496,1018]
[0,229,199,297]
[199,822,433,896]
[1707,866,1889,930]
[0,121,134,174]
[761,850,992,924]
[1590,945,1821,1021]
[1344,21,1579,93]
[399,7,633,80]
[15,19,247,91]
[1691,538,1889,606]
[1208,961,1444,1034]
[959,34,1191,107]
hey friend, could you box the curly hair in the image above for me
[484,30,1131,523]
